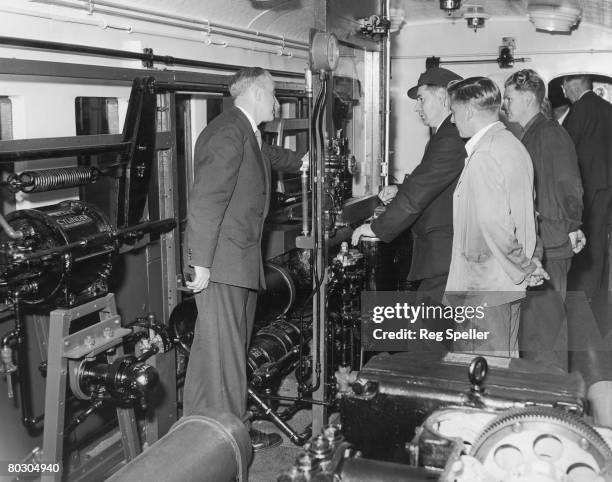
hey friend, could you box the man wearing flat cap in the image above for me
[352,67,466,315]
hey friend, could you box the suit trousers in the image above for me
[413,274,452,352]
[183,281,258,419]
[569,189,612,299]
[519,258,571,371]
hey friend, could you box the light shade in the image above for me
[527,3,582,32]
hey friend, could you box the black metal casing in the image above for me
[340,351,585,463]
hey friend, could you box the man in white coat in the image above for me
[445,77,547,356]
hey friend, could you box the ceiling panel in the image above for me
[110,0,612,42]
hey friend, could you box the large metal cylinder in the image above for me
[106,411,252,482]
[170,262,297,356]
[358,235,395,291]
[0,200,113,305]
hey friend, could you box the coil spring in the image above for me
[13,166,99,193]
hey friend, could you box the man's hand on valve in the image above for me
[378,185,398,205]
[351,223,375,246]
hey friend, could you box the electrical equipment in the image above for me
[0,200,114,306]
[498,37,516,69]
[0,200,176,306]
[310,32,340,72]
[323,132,355,233]
[341,353,585,463]
[327,243,364,376]
[440,0,461,15]
[463,5,489,31]
[357,15,391,40]
[279,355,611,481]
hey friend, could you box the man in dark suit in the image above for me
[563,75,612,306]
[183,67,306,450]
[351,67,466,303]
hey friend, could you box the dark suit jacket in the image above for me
[371,115,466,280]
[185,106,302,290]
[563,91,612,192]
[521,113,583,260]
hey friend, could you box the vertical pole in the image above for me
[311,0,329,436]
[40,310,70,482]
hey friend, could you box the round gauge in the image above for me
[310,32,340,71]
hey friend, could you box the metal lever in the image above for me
[468,356,488,392]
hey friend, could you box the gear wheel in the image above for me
[471,407,612,482]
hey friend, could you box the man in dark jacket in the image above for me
[562,74,612,303]
[503,69,584,370]
[351,67,465,304]
[183,67,306,450]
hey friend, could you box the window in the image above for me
[75,97,120,219]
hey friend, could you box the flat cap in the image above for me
[407,67,463,99]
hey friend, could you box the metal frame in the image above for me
[0,58,305,95]
[41,294,140,482]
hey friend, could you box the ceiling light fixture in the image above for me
[527,2,582,33]
[440,0,461,16]
[463,5,489,31]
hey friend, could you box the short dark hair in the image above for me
[504,69,546,105]
[447,76,501,112]
[228,67,272,98]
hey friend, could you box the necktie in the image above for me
[255,130,262,149]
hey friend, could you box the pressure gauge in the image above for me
[310,32,340,71]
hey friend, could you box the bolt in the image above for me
[103,327,113,339]
[512,421,522,433]
[580,438,590,450]
[84,335,95,347]
[64,340,71,346]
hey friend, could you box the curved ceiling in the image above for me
[119,0,314,42]
[390,1,612,28]
[112,0,612,42]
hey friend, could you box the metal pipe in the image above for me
[8,297,43,430]
[248,388,311,445]
[382,0,391,187]
[302,69,313,237]
[1,5,307,60]
[253,393,332,407]
[154,81,306,97]
[32,0,308,49]
[440,57,530,65]
[0,36,304,79]
[0,213,22,239]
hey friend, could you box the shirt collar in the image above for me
[465,121,500,158]
[236,106,258,133]
[433,115,449,134]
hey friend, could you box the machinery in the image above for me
[4,2,611,481]
[0,77,179,480]
[279,355,612,481]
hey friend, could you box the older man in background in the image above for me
[562,75,612,306]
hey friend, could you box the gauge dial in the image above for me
[310,32,340,71]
